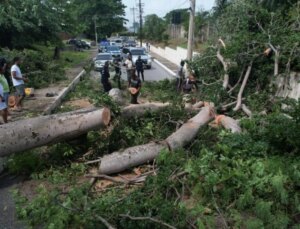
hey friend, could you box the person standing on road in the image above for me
[101,61,112,93]
[124,55,133,87]
[176,60,186,92]
[129,73,142,104]
[135,56,144,82]
[11,57,28,111]
[113,58,122,89]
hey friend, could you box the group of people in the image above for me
[0,57,28,124]
[100,54,198,105]
[100,54,144,104]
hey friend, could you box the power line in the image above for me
[137,0,144,46]
[130,7,137,34]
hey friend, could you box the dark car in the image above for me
[80,41,91,49]
[67,39,77,45]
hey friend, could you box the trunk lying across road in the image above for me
[121,102,170,118]
[0,108,111,157]
[98,107,214,175]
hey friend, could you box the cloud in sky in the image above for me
[123,0,215,26]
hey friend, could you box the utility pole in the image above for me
[93,16,98,45]
[130,7,137,34]
[138,0,144,47]
[187,0,196,60]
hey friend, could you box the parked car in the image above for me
[126,47,152,69]
[99,41,110,52]
[94,53,113,71]
[113,39,123,48]
[80,40,91,49]
[67,39,91,49]
[124,40,137,47]
[106,45,122,59]
[67,39,77,45]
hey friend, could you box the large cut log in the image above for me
[0,108,111,157]
[99,107,214,174]
[166,107,214,150]
[121,102,170,118]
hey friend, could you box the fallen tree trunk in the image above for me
[99,107,214,174]
[0,108,111,157]
[121,102,170,118]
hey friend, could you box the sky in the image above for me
[123,0,215,27]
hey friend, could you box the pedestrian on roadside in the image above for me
[147,42,151,52]
[124,54,134,87]
[0,58,8,123]
[101,61,112,93]
[176,60,185,92]
[135,56,144,81]
[11,57,28,111]
[129,73,142,104]
[113,58,122,89]
[0,58,9,108]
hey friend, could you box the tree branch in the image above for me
[119,214,177,229]
[233,62,253,111]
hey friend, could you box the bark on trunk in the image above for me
[99,107,214,174]
[0,108,111,157]
[121,103,170,118]
[233,62,253,111]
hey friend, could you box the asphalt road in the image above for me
[120,60,176,82]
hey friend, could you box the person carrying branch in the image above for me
[128,73,142,104]
[101,61,112,93]
[11,57,29,111]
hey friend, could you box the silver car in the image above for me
[94,53,113,71]
[129,47,152,69]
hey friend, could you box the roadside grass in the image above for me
[33,44,91,69]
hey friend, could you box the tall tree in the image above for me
[143,14,166,41]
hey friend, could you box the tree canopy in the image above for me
[0,0,126,49]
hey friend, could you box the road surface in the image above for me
[120,60,176,82]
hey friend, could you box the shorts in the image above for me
[3,92,9,106]
[0,100,7,110]
[15,84,25,96]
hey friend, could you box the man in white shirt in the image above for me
[124,54,134,87]
[11,57,28,111]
